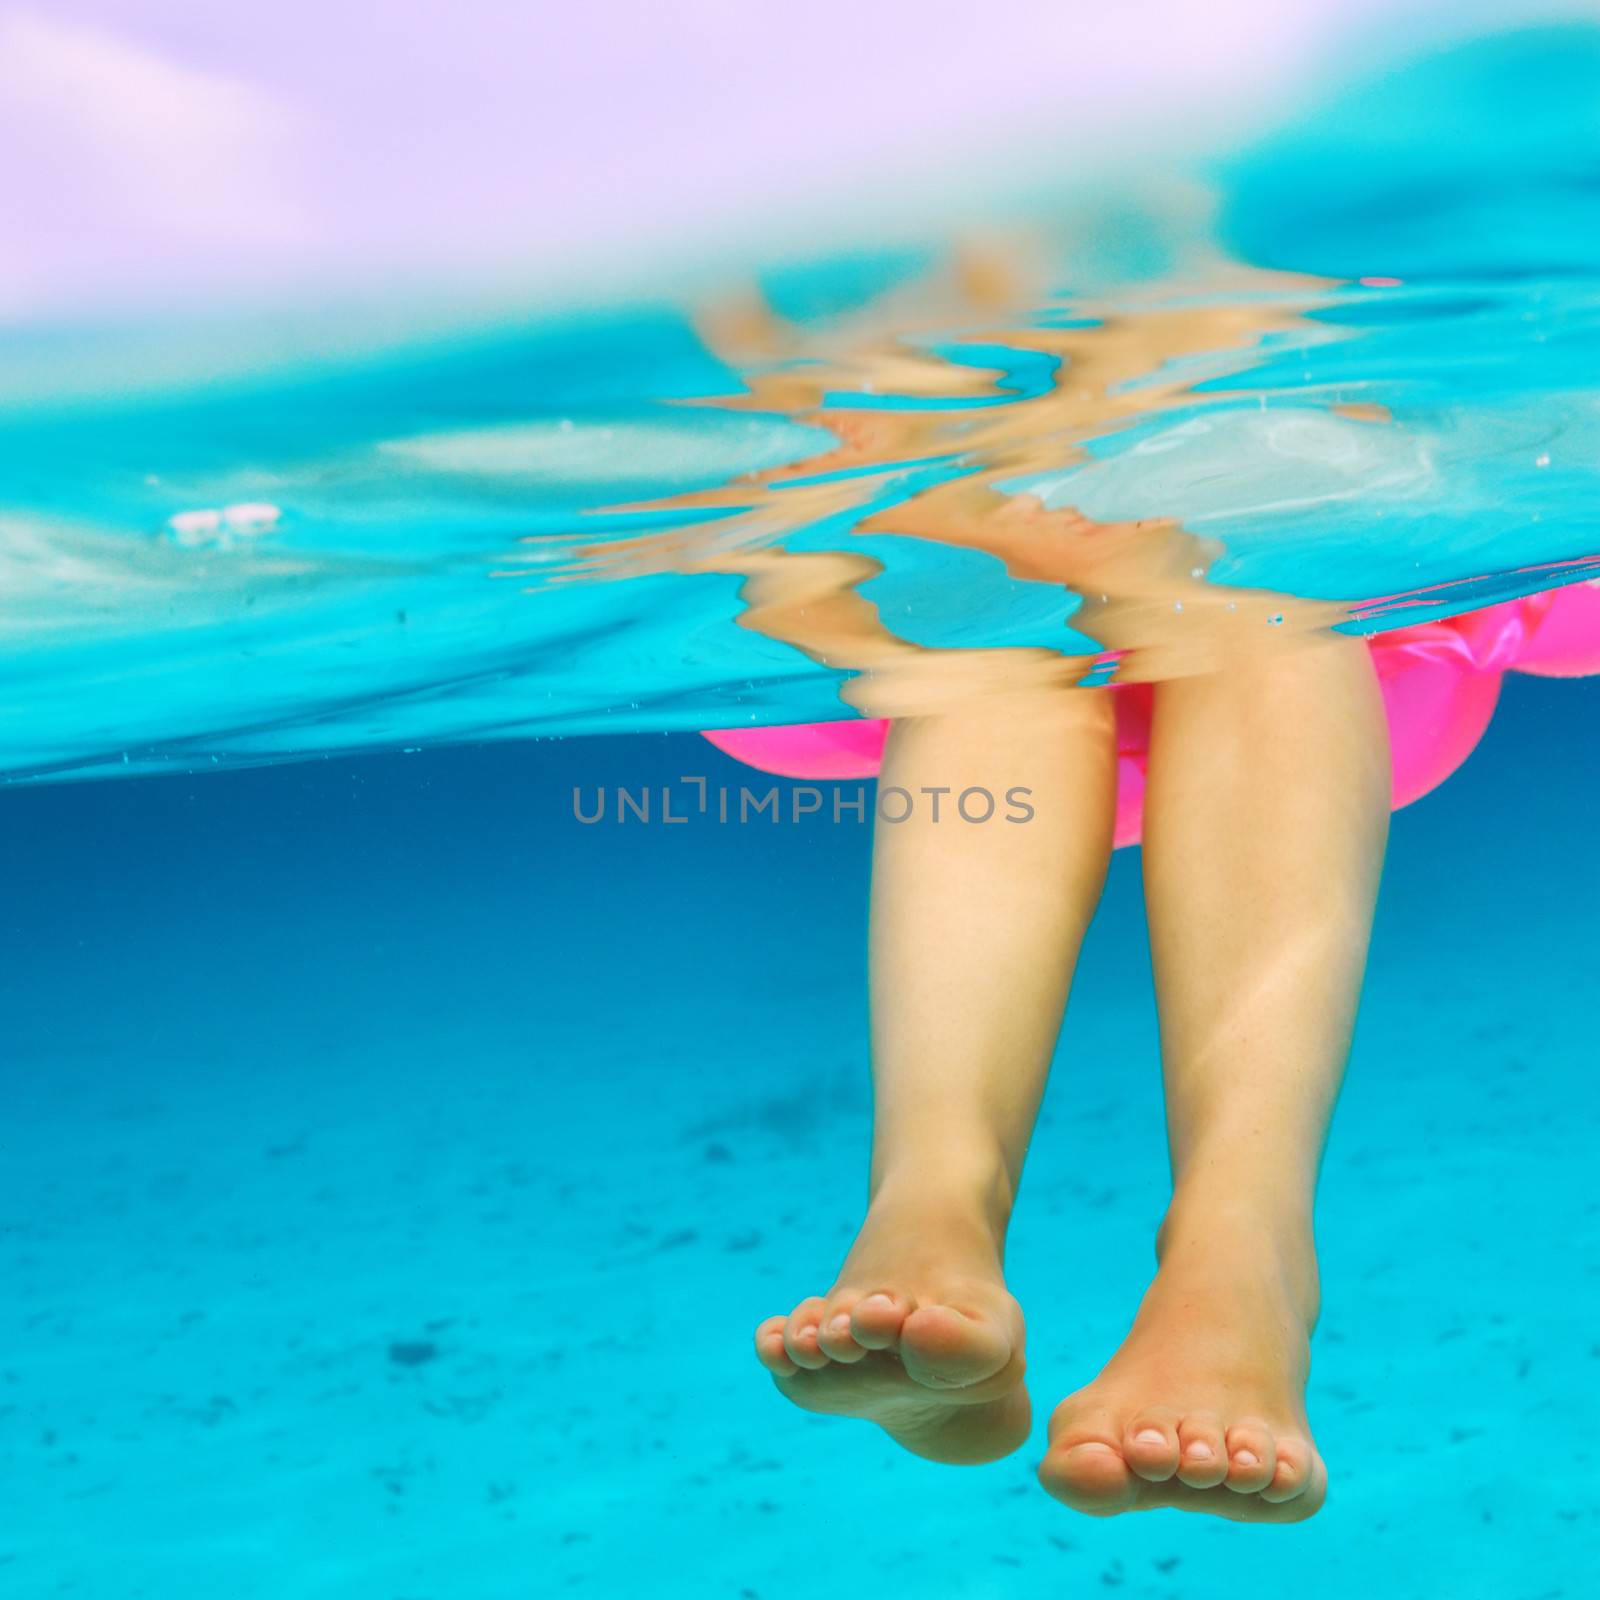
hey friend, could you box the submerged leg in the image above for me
[756,684,1116,1462]
[1040,635,1390,1518]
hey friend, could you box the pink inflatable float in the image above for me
[702,578,1600,848]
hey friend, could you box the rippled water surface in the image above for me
[5,26,1599,782]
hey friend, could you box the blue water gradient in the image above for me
[2,673,1596,1596]
[4,22,1599,1596]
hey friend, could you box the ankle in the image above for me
[1156,1183,1322,1327]
[867,1155,1016,1249]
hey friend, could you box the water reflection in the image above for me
[530,250,1361,716]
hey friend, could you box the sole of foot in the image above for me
[754,1202,1030,1465]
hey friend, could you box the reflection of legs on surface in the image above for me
[711,545,1089,718]
[756,687,1117,1463]
[1041,636,1389,1519]
[861,488,1352,684]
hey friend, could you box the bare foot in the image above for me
[1039,1200,1327,1521]
[754,1186,1029,1464]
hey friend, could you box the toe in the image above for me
[899,1303,1013,1389]
[1223,1419,1277,1494]
[755,1315,798,1377]
[1175,1411,1228,1488]
[783,1297,830,1370]
[848,1290,912,1350]
[1038,1440,1139,1516]
[1260,1434,1322,1508]
[815,1295,868,1364]
[1122,1407,1182,1482]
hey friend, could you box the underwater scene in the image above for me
[2,11,1598,1598]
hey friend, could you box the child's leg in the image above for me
[755,684,1117,1463]
[1040,635,1389,1519]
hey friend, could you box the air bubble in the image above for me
[165,502,280,547]
[222,503,280,532]
[168,508,221,540]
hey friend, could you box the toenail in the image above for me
[827,1315,851,1334]
[1187,1442,1214,1460]
[1234,1450,1259,1467]
[862,1293,895,1310]
[1135,1429,1167,1446]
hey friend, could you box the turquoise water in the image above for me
[2,21,1599,1597]
[4,28,1600,780]
[2,684,1597,1595]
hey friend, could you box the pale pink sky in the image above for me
[0,0,1585,317]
